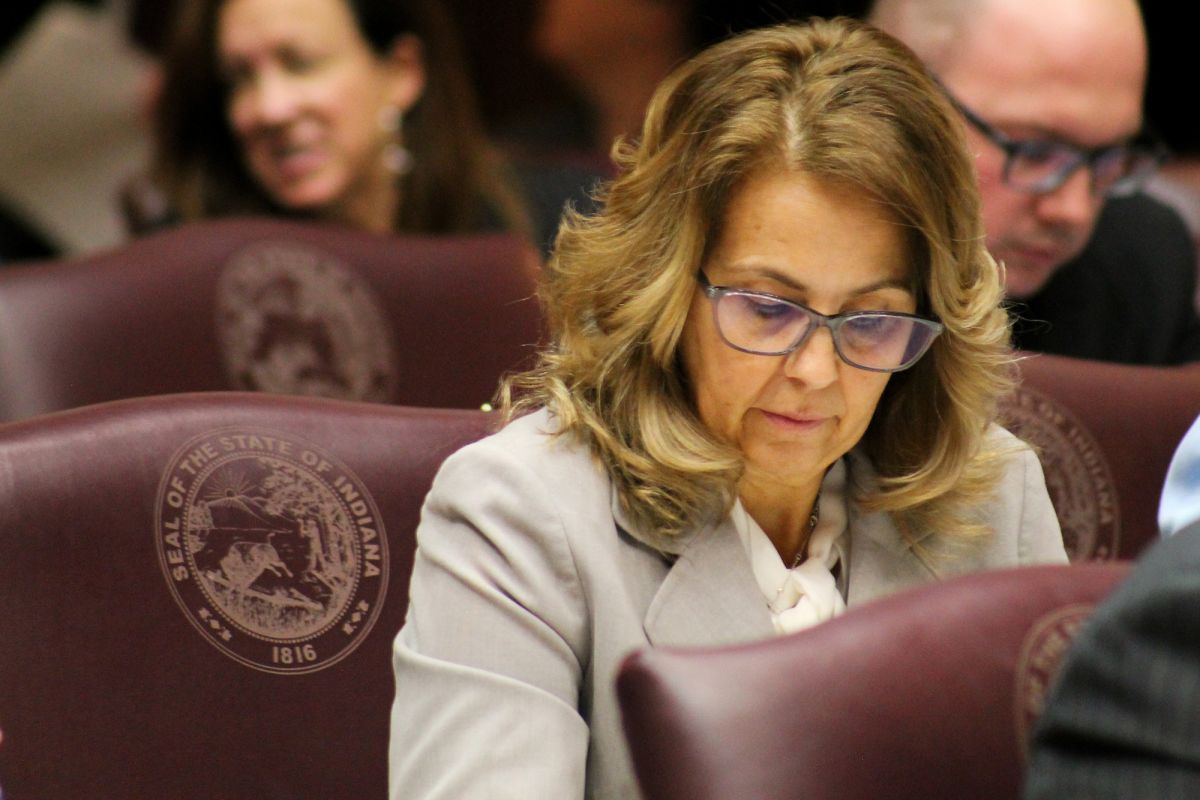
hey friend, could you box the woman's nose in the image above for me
[782,325,840,388]
[236,70,301,128]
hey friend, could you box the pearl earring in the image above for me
[379,105,413,176]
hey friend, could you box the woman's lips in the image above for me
[760,409,829,431]
[258,140,324,183]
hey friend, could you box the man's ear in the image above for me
[384,33,426,112]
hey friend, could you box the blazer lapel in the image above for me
[842,451,940,606]
[643,517,776,647]
[611,489,774,647]
[844,504,938,606]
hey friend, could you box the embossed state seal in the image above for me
[216,241,398,403]
[155,428,388,674]
[1002,386,1121,560]
[1013,603,1095,756]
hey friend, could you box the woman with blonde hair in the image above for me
[391,16,1066,798]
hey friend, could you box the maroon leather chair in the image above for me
[1003,353,1200,560]
[617,561,1130,800]
[0,392,494,798]
[0,217,542,421]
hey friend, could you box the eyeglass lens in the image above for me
[1006,140,1161,197]
[712,291,940,372]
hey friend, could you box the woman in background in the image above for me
[127,0,553,244]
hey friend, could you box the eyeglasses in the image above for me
[941,85,1168,198]
[697,272,944,373]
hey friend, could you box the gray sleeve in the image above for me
[1016,445,1069,565]
[389,440,590,799]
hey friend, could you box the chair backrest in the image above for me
[0,217,542,421]
[617,561,1130,800]
[1003,353,1200,560]
[0,392,493,798]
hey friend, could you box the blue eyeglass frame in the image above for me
[696,271,944,373]
[939,83,1169,197]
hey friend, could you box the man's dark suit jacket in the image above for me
[1011,193,1200,365]
[1024,521,1200,798]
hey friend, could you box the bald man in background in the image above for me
[870,0,1200,365]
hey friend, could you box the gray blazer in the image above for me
[390,408,1067,799]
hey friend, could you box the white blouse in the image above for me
[731,459,849,634]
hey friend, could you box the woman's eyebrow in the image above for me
[719,265,913,296]
[848,277,915,296]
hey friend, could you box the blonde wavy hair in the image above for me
[505,17,1014,543]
